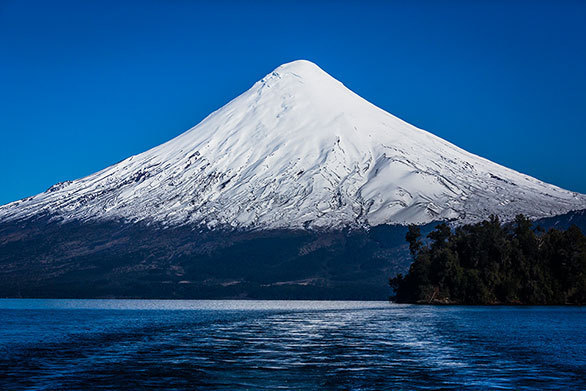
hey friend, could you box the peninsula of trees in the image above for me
[390,215,586,305]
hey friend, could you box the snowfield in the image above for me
[1,60,584,229]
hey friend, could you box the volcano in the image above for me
[1,60,584,299]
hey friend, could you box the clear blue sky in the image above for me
[1,1,585,204]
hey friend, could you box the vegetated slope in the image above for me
[0,212,580,300]
[0,217,427,299]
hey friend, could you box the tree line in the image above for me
[390,215,586,305]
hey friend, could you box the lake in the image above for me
[0,300,584,390]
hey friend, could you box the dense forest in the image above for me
[390,215,586,305]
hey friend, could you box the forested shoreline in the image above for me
[390,215,586,305]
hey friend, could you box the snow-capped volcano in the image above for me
[1,60,584,229]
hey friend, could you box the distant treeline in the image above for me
[390,215,586,305]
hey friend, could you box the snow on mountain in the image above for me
[1,60,585,229]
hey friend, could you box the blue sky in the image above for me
[1,1,585,204]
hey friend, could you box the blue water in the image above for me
[0,300,584,390]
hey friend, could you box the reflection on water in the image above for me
[0,300,584,390]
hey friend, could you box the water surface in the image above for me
[0,299,584,390]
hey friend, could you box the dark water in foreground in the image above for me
[0,300,584,390]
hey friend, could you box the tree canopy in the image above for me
[390,215,586,305]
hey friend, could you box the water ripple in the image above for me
[0,300,584,390]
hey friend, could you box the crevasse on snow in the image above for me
[1,60,585,229]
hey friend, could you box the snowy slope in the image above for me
[1,60,585,229]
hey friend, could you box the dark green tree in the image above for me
[405,224,422,257]
[390,215,586,305]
